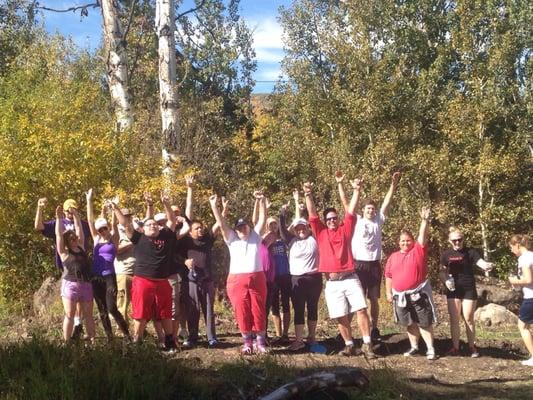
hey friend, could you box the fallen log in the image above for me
[260,367,369,400]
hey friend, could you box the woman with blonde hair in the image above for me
[440,226,493,357]
[508,234,533,366]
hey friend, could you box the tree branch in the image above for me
[122,0,138,41]
[34,1,100,16]
[175,0,207,21]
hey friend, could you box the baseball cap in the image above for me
[120,208,133,216]
[234,218,249,229]
[63,199,78,211]
[94,218,109,231]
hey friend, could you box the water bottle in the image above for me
[446,274,456,291]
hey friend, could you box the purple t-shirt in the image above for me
[41,219,91,269]
[93,238,116,276]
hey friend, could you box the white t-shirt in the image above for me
[518,251,533,299]
[351,212,385,261]
[288,235,319,276]
[225,230,263,274]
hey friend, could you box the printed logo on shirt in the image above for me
[150,238,166,250]
[448,256,464,262]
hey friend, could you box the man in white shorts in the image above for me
[303,177,376,358]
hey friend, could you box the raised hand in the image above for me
[335,171,345,183]
[111,195,120,206]
[253,190,264,200]
[265,197,272,209]
[292,188,299,201]
[55,205,65,219]
[302,182,314,194]
[160,190,171,205]
[143,192,153,205]
[209,194,218,207]
[392,171,402,186]
[37,198,47,209]
[350,178,364,191]
[221,196,229,209]
[420,206,431,220]
[185,175,195,187]
[86,188,94,201]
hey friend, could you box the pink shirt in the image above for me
[309,213,356,273]
[384,242,427,291]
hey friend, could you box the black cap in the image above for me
[234,218,249,229]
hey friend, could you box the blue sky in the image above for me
[39,0,292,93]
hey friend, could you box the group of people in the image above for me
[34,173,533,366]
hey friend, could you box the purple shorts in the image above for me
[61,279,93,302]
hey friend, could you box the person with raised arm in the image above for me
[35,196,92,339]
[209,192,268,354]
[279,200,321,352]
[176,176,220,348]
[86,189,130,341]
[303,177,376,359]
[338,171,401,341]
[439,227,493,357]
[54,205,95,342]
[112,191,178,351]
[508,234,533,366]
[385,207,438,360]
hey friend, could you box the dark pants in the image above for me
[92,274,130,338]
[187,280,216,342]
[291,274,323,325]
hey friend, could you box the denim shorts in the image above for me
[519,298,533,324]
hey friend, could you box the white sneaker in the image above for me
[521,357,533,366]
[426,350,437,360]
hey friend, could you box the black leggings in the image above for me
[268,274,292,317]
[92,274,130,338]
[291,274,323,325]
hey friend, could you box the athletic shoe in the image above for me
[426,350,437,360]
[253,341,270,354]
[288,340,306,352]
[403,347,419,357]
[208,339,219,348]
[362,343,377,359]
[521,357,533,366]
[182,339,196,349]
[339,344,358,356]
[470,346,480,358]
[241,343,253,355]
[370,327,381,342]
[71,324,83,340]
[178,328,188,340]
[446,347,460,357]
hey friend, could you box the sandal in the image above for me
[241,343,253,355]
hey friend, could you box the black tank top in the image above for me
[62,247,92,282]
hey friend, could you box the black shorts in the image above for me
[446,278,477,301]
[393,293,433,328]
[519,298,533,324]
[355,260,382,298]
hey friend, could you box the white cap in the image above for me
[154,213,167,223]
[94,218,109,231]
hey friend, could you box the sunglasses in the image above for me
[326,216,338,222]
[451,238,463,243]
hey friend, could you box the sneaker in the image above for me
[470,346,480,358]
[71,324,84,340]
[178,328,188,340]
[446,347,460,357]
[403,347,418,357]
[288,340,306,352]
[253,341,270,354]
[521,357,533,366]
[208,339,219,348]
[362,343,377,359]
[426,350,437,360]
[370,327,381,342]
[241,343,253,355]
[339,344,358,356]
[182,339,196,349]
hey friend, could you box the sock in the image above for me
[362,336,371,344]
[242,332,253,345]
[74,316,81,326]
[426,346,435,353]
[344,340,354,347]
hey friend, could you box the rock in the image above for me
[474,303,518,327]
[33,277,61,317]
[476,282,522,307]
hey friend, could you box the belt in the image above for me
[327,271,357,281]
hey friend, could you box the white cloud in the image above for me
[246,17,285,64]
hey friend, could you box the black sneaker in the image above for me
[370,327,381,342]
[71,324,84,340]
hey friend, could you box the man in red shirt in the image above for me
[303,178,376,359]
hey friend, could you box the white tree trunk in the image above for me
[101,0,133,131]
[156,0,180,170]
